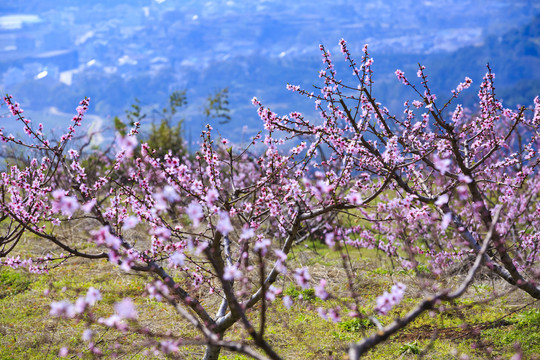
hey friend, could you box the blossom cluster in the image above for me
[375,283,406,315]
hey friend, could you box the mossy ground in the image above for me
[1,238,539,359]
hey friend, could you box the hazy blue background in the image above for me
[1,0,539,144]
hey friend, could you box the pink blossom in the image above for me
[317,307,328,320]
[116,134,137,156]
[457,185,469,200]
[375,282,406,315]
[533,96,540,126]
[441,213,452,230]
[346,191,363,205]
[315,279,329,300]
[115,298,138,319]
[194,241,209,255]
[395,69,408,85]
[162,185,180,202]
[455,77,473,93]
[217,211,233,235]
[382,136,403,164]
[160,340,179,354]
[81,199,96,213]
[67,149,79,159]
[154,226,171,240]
[435,194,449,207]
[458,174,472,183]
[91,226,121,250]
[294,267,311,290]
[240,226,255,240]
[108,250,120,264]
[274,249,287,262]
[99,314,123,328]
[325,232,336,248]
[51,190,79,216]
[316,180,333,195]
[58,347,68,357]
[286,84,300,92]
[146,281,169,301]
[283,295,293,309]
[122,215,139,230]
[73,297,87,314]
[105,234,121,250]
[152,192,168,211]
[50,300,74,317]
[275,259,287,274]
[205,188,219,206]
[85,287,102,306]
[339,38,348,54]
[433,156,451,175]
[120,250,138,272]
[253,237,271,255]
[169,251,185,267]
[82,329,93,342]
[327,308,341,322]
[223,264,242,281]
[265,285,281,301]
[417,65,425,78]
[186,202,203,227]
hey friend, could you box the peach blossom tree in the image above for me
[1,39,539,359]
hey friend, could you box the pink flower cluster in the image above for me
[50,287,102,318]
[375,283,406,315]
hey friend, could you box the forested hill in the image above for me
[207,14,540,136]
[420,14,540,109]
[0,1,538,140]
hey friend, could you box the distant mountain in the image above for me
[0,0,539,141]
[418,14,540,109]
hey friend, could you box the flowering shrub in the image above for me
[1,39,539,359]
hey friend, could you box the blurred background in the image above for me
[1,0,539,145]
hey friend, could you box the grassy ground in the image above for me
[1,238,539,360]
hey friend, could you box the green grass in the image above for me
[283,286,317,302]
[481,309,540,357]
[1,238,539,359]
[0,268,32,299]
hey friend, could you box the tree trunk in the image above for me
[202,344,222,360]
